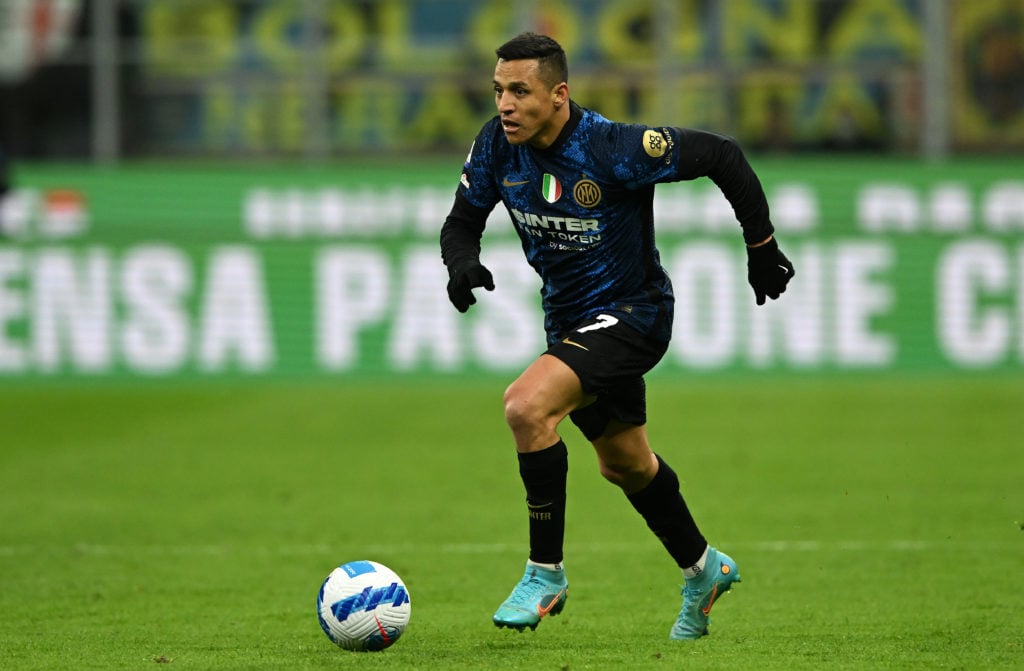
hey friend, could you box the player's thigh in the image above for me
[504,353,593,424]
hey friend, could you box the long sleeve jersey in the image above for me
[441,102,774,345]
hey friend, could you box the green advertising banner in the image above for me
[1,157,1021,380]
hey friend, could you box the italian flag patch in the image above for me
[542,174,562,203]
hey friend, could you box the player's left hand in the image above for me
[746,237,794,305]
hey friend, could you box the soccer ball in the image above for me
[316,560,411,651]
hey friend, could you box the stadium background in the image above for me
[0,2,1021,669]
[1,0,1022,380]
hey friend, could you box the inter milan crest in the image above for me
[542,174,562,203]
[573,178,602,208]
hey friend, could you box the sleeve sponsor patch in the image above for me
[642,129,668,158]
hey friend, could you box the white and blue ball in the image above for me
[317,560,410,651]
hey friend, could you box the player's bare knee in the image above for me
[503,386,541,433]
[598,454,657,492]
[598,459,640,488]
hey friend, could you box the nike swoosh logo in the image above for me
[503,177,530,187]
[536,587,566,618]
[527,501,553,510]
[562,337,589,351]
[778,265,790,274]
[372,614,393,644]
[700,584,719,616]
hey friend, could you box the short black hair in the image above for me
[495,32,568,87]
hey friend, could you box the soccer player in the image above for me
[439,32,794,639]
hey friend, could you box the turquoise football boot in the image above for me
[670,547,741,640]
[493,561,568,631]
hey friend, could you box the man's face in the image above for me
[493,58,565,149]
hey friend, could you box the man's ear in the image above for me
[552,82,569,108]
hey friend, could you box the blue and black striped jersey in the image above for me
[458,103,685,343]
[445,101,775,345]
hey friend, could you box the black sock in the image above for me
[517,440,568,565]
[626,454,707,568]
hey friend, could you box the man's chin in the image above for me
[502,128,528,144]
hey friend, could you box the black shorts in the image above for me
[545,314,669,441]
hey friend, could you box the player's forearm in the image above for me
[440,193,490,272]
[675,129,775,246]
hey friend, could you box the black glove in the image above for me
[446,262,494,313]
[746,237,794,305]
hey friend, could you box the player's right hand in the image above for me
[446,262,494,312]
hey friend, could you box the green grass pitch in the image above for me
[1,375,1021,669]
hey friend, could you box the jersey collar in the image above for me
[535,101,584,154]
